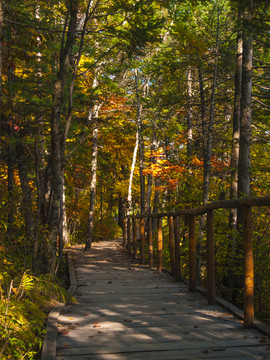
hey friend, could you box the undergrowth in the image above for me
[0,258,71,359]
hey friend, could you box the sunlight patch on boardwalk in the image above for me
[55,241,270,360]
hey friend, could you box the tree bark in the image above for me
[230,23,243,231]
[7,140,15,244]
[146,137,159,214]
[135,68,145,214]
[85,111,99,250]
[203,5,220,206]
[0,0,3,125]
[85,66,102,250]
[238,2,253,201]
[187,67,193,158]
[197,4,220,283]
[127,129,139,214]
[16,139,35,244]
[48,0,79,265]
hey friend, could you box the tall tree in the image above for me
[237,0,253,201]
[48,0,79,268]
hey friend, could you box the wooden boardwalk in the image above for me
[56,240,270,360]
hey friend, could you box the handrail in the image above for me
[122,195,270,329]
[125,196,270,218]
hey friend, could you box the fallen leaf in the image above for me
[98,331,104,334]
[259,338,267,344]
[212,348,225,352]
[201,350,210,354]
[88,336,94,338]
[59,329,69,335]
[68,325,76,330]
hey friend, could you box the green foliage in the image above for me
[0,271,71,359]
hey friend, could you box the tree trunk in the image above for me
[48,0,79,266]
[135,68,145,214]
[233,1,253,306]
[230,26,242,231]
[203,6,220,206]
[238,2,253,201]
[146,137,159,214]
[127,129,139,214]
[85,102,100,250]
[187,67,193,158]
[0,0,3,125]
[197,5,220,283]
[16,139,35,245]
[7,140,15,244]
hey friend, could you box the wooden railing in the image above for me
[123,196,270,328]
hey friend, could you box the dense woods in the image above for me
[1,0,270,358]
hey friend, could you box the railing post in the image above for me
[168,216,176,276]
[157,216,163,273]
[127,218,131,254]
[243,205,254,328]
[140,217,145,264]
[123,218,127,249]
[207,209,216,304]
[132,217,137,258]
[188,215,196,291]
[174,216,181,281]
[148,217,153,267]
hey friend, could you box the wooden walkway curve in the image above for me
[55,240,270,360]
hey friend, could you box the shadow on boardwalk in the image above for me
[56,240,270,360]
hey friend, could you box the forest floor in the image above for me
[53,240,270,360]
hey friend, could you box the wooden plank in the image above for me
[56,347,269,360]
[54,241,270,360]
[57,338,269,356]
